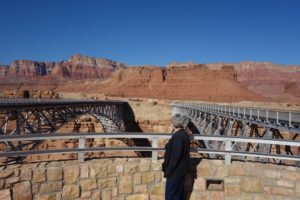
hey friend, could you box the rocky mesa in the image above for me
[0,54,127,80]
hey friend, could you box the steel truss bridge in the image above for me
[0,99,126,160]
[0,99,299,166]
[171,102,300,165]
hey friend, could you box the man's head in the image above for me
[171,114,185,129]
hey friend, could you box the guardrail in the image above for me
[172,103,300,131]
[0,98,125,110]
[0,132,299,165]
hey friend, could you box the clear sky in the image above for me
[0,0,299,66]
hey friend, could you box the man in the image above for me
[162,114,190,200]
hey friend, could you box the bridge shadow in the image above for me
[185,157,202,200]
[123,102,152,157]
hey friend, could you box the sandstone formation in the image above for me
[1,55,300,102]
[0,54,127,80]
[204,61,300,101]
[58,64,264,102]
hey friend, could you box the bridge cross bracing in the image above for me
[171,102,300,165]
[0,99,126,160]
[0,99,299,166]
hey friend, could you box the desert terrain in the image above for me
[0,54,299,162]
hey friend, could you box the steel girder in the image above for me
[0,100,125,161]
[172,103,300,165]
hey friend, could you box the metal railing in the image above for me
[0,132,299,165]
[0,99,125,109]
[172,102,300,132]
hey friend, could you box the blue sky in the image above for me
[0,0,299,66]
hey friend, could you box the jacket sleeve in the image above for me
[165,135,183,177]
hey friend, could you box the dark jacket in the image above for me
[162,128,190,178]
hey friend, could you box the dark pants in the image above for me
[165,176,186,200]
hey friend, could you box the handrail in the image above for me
[171,102,300,134]
[0,132,299,165]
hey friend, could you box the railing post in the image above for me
[78,136,85,162]
[289,112,292,127]
[152,136,158,161]
[225,140,232,165]
[276,112,279,125]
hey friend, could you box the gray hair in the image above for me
[171,114,185,128]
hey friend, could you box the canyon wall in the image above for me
[0,54,126,80]
[57,65,264,102]
[1,55,300,102]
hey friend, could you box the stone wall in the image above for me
[0,158,299,200]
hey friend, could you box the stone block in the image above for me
[5,176,20,186]
[0,180,4,190]
[40,181,63,193]
[101,189,112,200]
[35,194,56,200]
[56,192,62,200]
[276,180,294,188]
[14,169,20,176]
[142,172,154,184]
[139,161,151,172]
[0,170,14,179]
[149,195,161,200]
[262,170,281,179]
[108,164,116,173]
[149,182,165,196]
[116,165,124,173]
[283,171,300,181]
[125,162,139,174]
[228,165,244,176]
[91,190,101,200]
[225,178,240,184]
[0,189,11,200]
[296,182,300,197]
[154,171,162,182]
[134,173,142,185]
[198,192,209,200]
[90,164,107,178]
[81,191,92,198]
[13,181,32,200]
[46,161,60,167]
[193,178,206,191]
[225,184,240,196]
[20,170,32,181]
[119,174,133,194]
[112,187,118,197]
[98,177,117,188]
[210,191,224,199]
[215,166,228,177]
[64,166,80,184]
[33,168,46,183]
[47,167,62,181]
[134,184,148,193]
[240,177,262,193]
[197,159,214,177]
[264,186,294,196]
[62,185,80,199]
[151,161,162,171]
[80,165,89,178]
[80,179,97,191]
[126,194,149,200]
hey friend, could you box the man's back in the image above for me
[163,128,190,178]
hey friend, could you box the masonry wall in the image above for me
[0,158,300,200]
